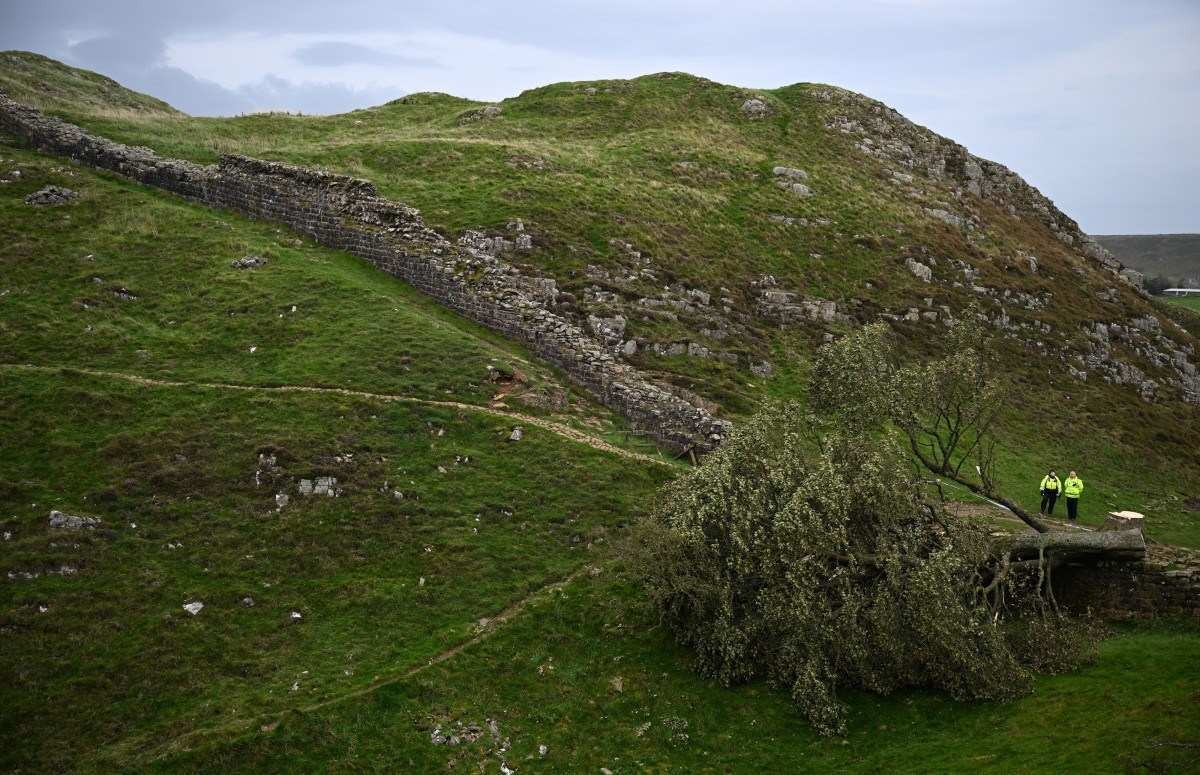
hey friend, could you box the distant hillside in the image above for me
[0,50,182,117]
[1095,234,1200,284]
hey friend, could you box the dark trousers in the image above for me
[1041,491,1058,514]
[1066,497,1079,521]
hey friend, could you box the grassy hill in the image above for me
[1,54,1198,771]
[0,51,181,118]
[7,51,1196,543]
[1095,233,1200,283]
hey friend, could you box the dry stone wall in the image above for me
[1054,545,1200,622]
[0,91,730,453]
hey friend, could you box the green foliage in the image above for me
[813,319,1006,483]
[809,322,898,431]
[634,320,1101,734]
[632,399,1091,735]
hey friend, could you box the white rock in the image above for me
[906,258,933,283]
[509,427,524,442]
[183,601,204,616]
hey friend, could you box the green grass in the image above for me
[1164,295,1200,312]
[0,142,668,771]
[155,573,1200,773]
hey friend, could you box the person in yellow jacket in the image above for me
[1039,470,1062,515]
[1062,470,1084,521]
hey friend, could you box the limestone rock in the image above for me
[772,166,808,181]
[231,255,268,269]
[906,258,933,283]
[740,97,770,118]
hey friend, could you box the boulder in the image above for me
[772,166,808,181]
[906,258,933,283]
[25,185,76,206]
[740,98,770,118]
[48,510,100,529]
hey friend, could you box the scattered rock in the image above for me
[183,601,204,616]
[298,477,338,497]
[905,258,933,283]
[740,97,770,119]
[242,597,255,607]
[430,720,485,745]
[231,255,268,269]
[925,207,968,229]
[462,105,503,123]
[750,360,774,378]
[275,493,289,511]
[25,185,76,206]
[509,427,524,442]
[48,510,100,529]
[772,166,808,181]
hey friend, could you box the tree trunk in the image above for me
[1004,529,1146,563]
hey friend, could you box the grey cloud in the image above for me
[292,41,442,69]
[237,74,397,115]
[64,33,253,115]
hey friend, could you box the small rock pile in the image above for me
[24,185,76,205]
[231,255,268,269]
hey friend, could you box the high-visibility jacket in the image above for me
[1040,476,1061,492]
[1063,476,1084,498]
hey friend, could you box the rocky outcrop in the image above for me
[0,91,729,453]
[1077,319,1199,404]
[816,86,1137,283]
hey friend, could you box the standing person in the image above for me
[1039,470,1062,515]
[1063,470,1084,521]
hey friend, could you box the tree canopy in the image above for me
[633,321,1096,734]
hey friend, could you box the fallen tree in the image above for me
[633,320,1144,734]
[1007,529,1146,563]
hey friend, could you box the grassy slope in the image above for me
[0,141,670,771]
[1,60,1198,772]
[161,576,1200,773]
[1165,295,1200,313]
[0,51,180,118]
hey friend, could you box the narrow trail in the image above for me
[143,567,594,760]
[1,363,672,467]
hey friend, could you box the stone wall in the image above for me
[0,91,730,453]
[1054,545,1200,622]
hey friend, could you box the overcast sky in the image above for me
[1,0,1197,234]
